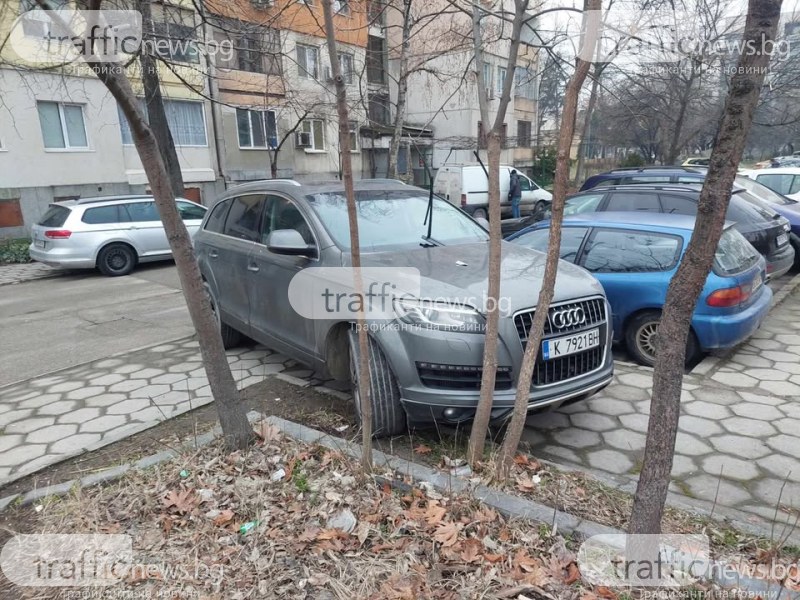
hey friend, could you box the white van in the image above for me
[433,164,552,219]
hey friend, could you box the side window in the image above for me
[125,201,160,222]
[624,175,671,184]
[593,178,620,188]
[659,194,697,215]
[223,194,267,242]
[177,201,207,221]
[791,176,800,195]
[263,195,315,246]
[756,174,793,195]
[605,192,661,212]
[519,177,532,191]
[564,193,605,215]
[512,227,588,263]
[581,229,681,273]
[82,205,126,225]
[204,200,230,233]
[676,175,703,183]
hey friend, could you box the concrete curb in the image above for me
[0,266,69,287]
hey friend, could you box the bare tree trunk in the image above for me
[629,0,781,534]
[138,0,184,196]
[495,0,599,480]
[665,74,696,165]
[94,67,252,449]
[574,66,602,183]
[270,153,278,179]
[321,0,373,470]
[467,0,528,467]
[388,0,412,179]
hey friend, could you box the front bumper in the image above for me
[375,296,615,425]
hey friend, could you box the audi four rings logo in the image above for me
[551,307,586,329]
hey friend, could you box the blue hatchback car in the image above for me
[507,213,773,366]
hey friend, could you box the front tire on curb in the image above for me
[203,281,242,349]
[348,330,406,437]
[97,243,136,277]
[625,310,702,367]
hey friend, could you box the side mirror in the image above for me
[267,229,317,258]
[475,217,490,230]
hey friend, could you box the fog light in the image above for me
[443,408,461,419]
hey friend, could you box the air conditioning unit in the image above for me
[295,131,312,147]
[251,0,273,8]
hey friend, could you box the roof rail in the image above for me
[75,195,151,205]
[230,179,302,188]
[611,166,702,173]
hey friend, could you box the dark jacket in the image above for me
[509,172,522,198]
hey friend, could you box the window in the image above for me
[334,0,350,14]
[297,44,319,79]
[517,120,532,147]
[236,108,278,149]
[338,52,354,84]
[234,28,280,75]
[605,192,661,212]
[496,66,507,95]
[715,227,760,275]
[482,62,493,93]
[512,227,589,263]
[676,175,703,184]
[37,101,88,149]
[348,121,358,151]
[564,193,605,215]
[223,194,267,241]
[367,0,385,25]
[125,202,160,222]
[19,0,68,37]
[152,3,198,63]
[118,99,206,146]
[477,122,507,149]
[366,35,386,84]
[177,201,207,220]
[0,199,24,228]
[623,175,671,184]
[300,119,325,150]
[368,93,390,125]
[581,229,681,273]
[238,34,263,73]
[205,200,231,233]
[514,67,536,99]
[264,195,315,246]
[38,205,71,227]
[756,173,800,196]
[660,194,697,215]
[82,205,128,225]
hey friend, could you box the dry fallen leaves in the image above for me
[433,522,462,547]
[413,444,433,455]
[162,489,196,514]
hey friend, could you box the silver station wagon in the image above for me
[194,179,614,436]
[29,195,207,276]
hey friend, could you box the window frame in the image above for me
[236,108,278,150]
[152,3,199,64]
[222,194,269,242]
[300,118,325,151]
[578,227,683,274]
[296,43,319,79]
[348,120,359,152]
[496,65,507,95]
[338,51,355,84]
[119,98,207,147]
[517,119,532,147]
[37,101,90,151]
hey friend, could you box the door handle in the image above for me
[247,263,259,273]
[209,250,219,259]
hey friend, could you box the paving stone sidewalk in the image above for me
[0,262,66,286]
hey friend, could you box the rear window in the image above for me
[38,205,71,227]
[510,227,589,262]
[581,229,681,273]
[736,175,796,205]
[727,191,778,223]
[605,192,661,212]
[715,227,761,275]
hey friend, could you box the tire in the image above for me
[472,208,488,220]
[203,281,242,349]
[532,200,547,220]
[625,311,702,367]
[97,243,136,277]
[348,330,406,437]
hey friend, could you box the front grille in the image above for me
[417,362,513,391]
[514,297,606,341]
[514,297,607,387]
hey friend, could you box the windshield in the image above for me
[715,227,760,275]
[735,175,796,205]
[306,191,489,251]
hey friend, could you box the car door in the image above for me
[176,200,208,237]
[248,194,319,361]
[122,201,169,256]
[577,228,682,340]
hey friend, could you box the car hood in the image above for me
[344,242,605,316]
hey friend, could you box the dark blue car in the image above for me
[507,213,772,366]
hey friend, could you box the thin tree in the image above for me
[495,0,601,479]
[628,0,782,533]
[387,0,412,179]
[34,0,253,449]
[321,0,373,470]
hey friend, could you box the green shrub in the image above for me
[0,239,32,264]
[618,153,646,168]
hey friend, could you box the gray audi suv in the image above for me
[194,179,614,436]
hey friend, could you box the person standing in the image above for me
[509,169,522,218]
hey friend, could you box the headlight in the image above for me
[393,299,485,332]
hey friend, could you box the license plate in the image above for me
[542,328,600,360]
[777,233,789,247]
[751,273,763,293]
[34,239,45,248]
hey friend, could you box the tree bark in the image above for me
[629,0,781,534]
[321,0,373,471]
[138,0,185,197]
[495,0,599,480]
[387,0,412,179]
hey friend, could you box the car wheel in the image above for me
[203,281,242,349]
[625,311,702,367]
[532,200,547,220]
[472,208,488,220]
[348,330,406,437]
[97,243,136,277]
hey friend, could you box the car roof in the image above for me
[218,178,416,200]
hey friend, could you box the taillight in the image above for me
[707,286,751,307]
[460,193,467,207]
[766,263,774,274]
[44,230,72,239]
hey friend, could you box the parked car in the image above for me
[561,184,794,279]
[433,164,552,220]
[507,213,772,366]
[681,157,710,167]
[29,195,207,276]
[194,180,613,436]
[739,167,800,201]
[579,166,709,191]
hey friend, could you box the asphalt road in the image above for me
[0,263,193,387]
